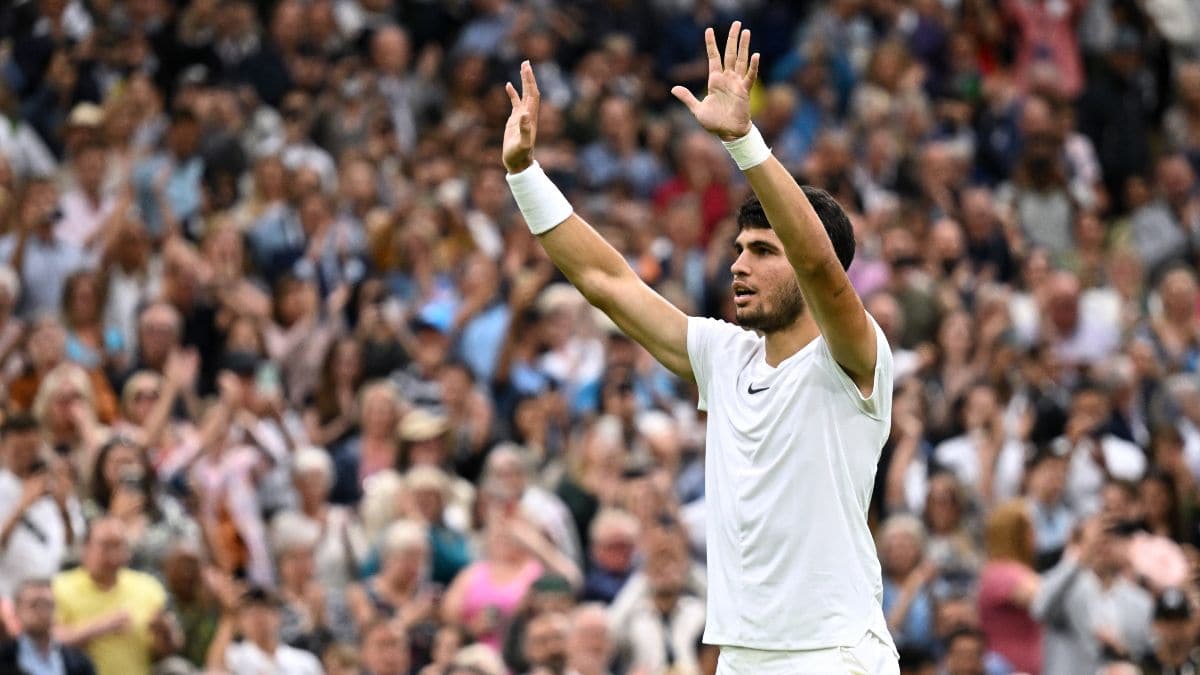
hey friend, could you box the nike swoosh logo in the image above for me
[747,384,770,395]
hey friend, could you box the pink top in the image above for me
[461,559,543,650]
[978,560,1042,675]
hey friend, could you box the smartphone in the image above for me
[255,363,281,398]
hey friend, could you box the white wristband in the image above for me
[721,124,771,171]
[506,161,573,235]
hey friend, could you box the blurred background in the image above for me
[1,0,1200,674]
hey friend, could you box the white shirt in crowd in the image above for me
[686,314,897,651]
[1062,434,1147,515]
[933,433,1027,503]
[0,469,85,599]
[55,189,116,249]
[225,639,324,675]
[615,594,707,674]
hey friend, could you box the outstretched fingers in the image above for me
[505,81,521,109]
[520,60,540,103]
[704,27,721,75]
[735,28,751,76]
[724,21,740,72]
[670,85,701,115]
[745,52,760,88]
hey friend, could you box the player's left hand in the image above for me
[671,21,760,142]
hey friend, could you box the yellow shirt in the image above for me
[53,567,167,675]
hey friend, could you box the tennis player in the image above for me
[502,21,901,675]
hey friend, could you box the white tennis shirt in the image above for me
[687,315,896,651]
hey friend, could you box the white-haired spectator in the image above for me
[484,442,582,567]
[582,508,640,604]
[878,513,937,652]
[347,519,440,661]
[359,469,407,543]
[566,603,614,675]
[271,510,343,650]
[276,447,368,594]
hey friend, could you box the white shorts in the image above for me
[716,630,900,675]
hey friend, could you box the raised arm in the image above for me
[503,63,691,380]
[672,23,877,390]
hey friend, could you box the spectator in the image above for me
[564,603,613,675]
[276,446,368,596]
[610,527,704,675]
[132,109,205,238]
[579,96,665,199]
[940,626,989,675]
[0,179,93,317]
[0,413,81,600]
[1057,383,1148,516]
[581,508,639,604]
[483,444,581,567]
[1025,447,1074,571]
[1138,587,1200,673]
[212,586,323,675]
[1032,515,1154,674]
[347,519,437,660]
[0,578,96,675]
[53,517,183,675]
[55,141,116,251]
[1128,156,1200,275]
[406,465,473,586]
[84,435,200,575]
[977,500,1041,675]
[879,514,937,652]
[519,610,569,675]
[359,618,411,675]
[270,512,339,654]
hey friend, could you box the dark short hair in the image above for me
[1,413,40,437]
[735,189,855,271]
[239,586,282,609]
[944,626,987,650]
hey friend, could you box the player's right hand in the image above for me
[503,60,540,174]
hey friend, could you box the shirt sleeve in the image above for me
[817,314,893,421]
[686,316,731,412]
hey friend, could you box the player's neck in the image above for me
[763,312,820,367]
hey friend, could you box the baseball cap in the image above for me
[1155,588,1191,621]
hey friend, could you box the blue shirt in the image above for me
[881,578,936,652]
[0,232,93,317]
[17,635,65,675]
[133,154,204,235]
[456,303,510,383]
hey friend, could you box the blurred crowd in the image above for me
[2,0,1200,674]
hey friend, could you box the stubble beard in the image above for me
[735,281,806,333]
